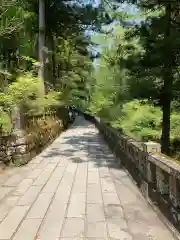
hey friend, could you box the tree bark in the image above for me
[44,34,56,87]
[161,3,173,155]
[161,73,173,155]
[38,0,45,95]
[51,36,56,81]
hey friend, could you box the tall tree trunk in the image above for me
[51,36,56,81]
[161,3,173,155]
[161,73,173,155]
[44,34,55,88]
[34,34,39,60]
[38,0,45,95]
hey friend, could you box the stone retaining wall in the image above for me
[0,112,68,166]
[84,115,180,232]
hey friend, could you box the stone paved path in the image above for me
[0,117,176,240]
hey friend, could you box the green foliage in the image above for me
[0,73,63,132]
[89,2,180,155]
[7,74,40,105]
[0,107,12,134]
[0,0,97,112]
[89,25,136,122]
[112,100,162,141]
[1,0,180,158]
[29,91,62,115]
[0,74,42,117]
[53,36,94,109]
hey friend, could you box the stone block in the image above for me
[15,144,27,154]
[86,222,108,238]
[103,192,120,206]
[0,205,29,239]
[32,164,56,185]
[38,201,67,239]
[54,184,72,203]
[140,180,148,199]
[42,177,60,193]
[27,192,54,219]
[18,186,42,206]
[107,221,132,240]
[156,166,169,195]
[143,141,161,153]
[87,204,105,222]
[147,160,156,183]
[27,169,43,179]
[169,176,180,208]
[13,178,33,196]
[87,183,102,204]
[67,193,86,218]
[0,196,19,221]
[3,174,23,187]
[61,219,84,238]
[100,177,116,193]
[104,204,124,219]
[13,219,42,240]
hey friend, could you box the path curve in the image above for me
[0,117,176,239]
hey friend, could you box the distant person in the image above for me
[68,107,75,123]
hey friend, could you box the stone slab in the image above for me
[27,192,54,219]
[87,183,102,204]
[12,179,33,196]
[86,222,108,238]
[87,203,105,222]
[0,196,20,222]
[67,193,86,218]
[18,186,42,206]
[38,201,67,240]
[0,187,13,201]
[61,219,84,238]
[0,205,29,239]
[12,218,42,240]
[42,177,60,193]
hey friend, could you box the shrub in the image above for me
[0,73,41,114]
[0,107,12,134]
[7,74,40,105]
[112,100,162,141]
[0,74,63,131]
[171,113,180,139]
[26,91,62,116]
